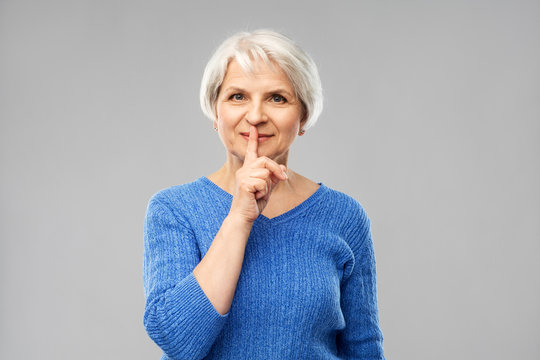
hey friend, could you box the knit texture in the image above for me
[143,176,385,360]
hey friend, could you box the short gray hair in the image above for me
[199,29,323,132]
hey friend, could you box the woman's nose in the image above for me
[245,100,267,125]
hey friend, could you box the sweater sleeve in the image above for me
[142,195,229,360]
[336,207,385,360]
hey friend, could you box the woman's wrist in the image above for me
[225,212,255,231]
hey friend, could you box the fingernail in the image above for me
[282,170,288,179]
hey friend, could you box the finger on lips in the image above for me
[245,125,258,163]
[245,124,288,181]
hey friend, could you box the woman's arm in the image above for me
[192,212,253,315]
[143,196,251,360]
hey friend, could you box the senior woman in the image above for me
[143,29,385,359]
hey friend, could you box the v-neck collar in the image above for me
[199,176,327,224]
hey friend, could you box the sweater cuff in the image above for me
[166,271,229,336]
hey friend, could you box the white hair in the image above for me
[199,29,323,132]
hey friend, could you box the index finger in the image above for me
[244,124,258,164]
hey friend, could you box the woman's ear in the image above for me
[298,113,307,135]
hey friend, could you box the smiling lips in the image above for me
[239,132,273,142]
[239,132,273,137]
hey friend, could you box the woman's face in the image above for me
[215,58,305,163]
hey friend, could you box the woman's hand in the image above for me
[229,124,288,223]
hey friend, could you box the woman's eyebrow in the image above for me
[222,86,294,97]
[264,88,294,97]
[222,86,245,93]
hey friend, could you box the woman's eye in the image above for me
[271,94,286,103]
[230,94,244,101]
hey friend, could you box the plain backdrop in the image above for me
[1,0,539,359]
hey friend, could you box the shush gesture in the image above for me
[229,124,289,223]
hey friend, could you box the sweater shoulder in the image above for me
[322,185,372,250]
[145,177,206,221]
[322,185,370,223]
[149,177,203,203]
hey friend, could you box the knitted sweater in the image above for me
[143,176,385,360]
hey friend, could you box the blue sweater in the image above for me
[143,176,385,359]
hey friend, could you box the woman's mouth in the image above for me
[240,133,273,142]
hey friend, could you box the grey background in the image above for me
[1,0,539,359]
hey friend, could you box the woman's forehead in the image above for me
[222,59,292,87]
